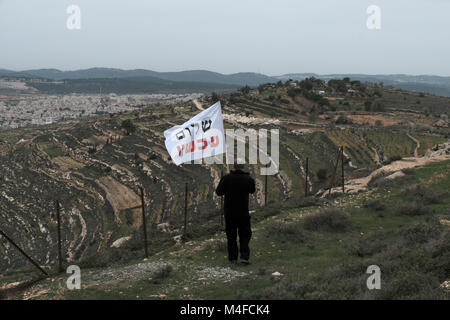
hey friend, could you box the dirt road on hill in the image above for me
[323,154,450,195]
[407,133,420,157]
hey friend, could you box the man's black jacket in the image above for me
[215,169,256,216]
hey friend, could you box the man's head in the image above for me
[233,158,246,171]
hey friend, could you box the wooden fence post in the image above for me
[139,187,149,258]
[184,182,188,236]
[220,169,224,227]
[55,200,63,273]
[305,157,309,197]
[264,174,268,206]
[341,146,345,193]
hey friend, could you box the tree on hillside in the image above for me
[287,87,302,98]
[211,92,219,102]
[122,119,136,135]
[299,79,313,91]
[239,85,251,95]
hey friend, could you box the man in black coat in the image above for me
[216,163,256,265]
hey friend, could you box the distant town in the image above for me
[0,92,203,129]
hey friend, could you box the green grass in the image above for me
[42,144,66,158]
[326,129,375,168]
[8,160,446,300]
[365,130,416,160]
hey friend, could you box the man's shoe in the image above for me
[240,259,250,265]
[230,260,238,265]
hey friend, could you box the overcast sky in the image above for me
[0,0,449,76]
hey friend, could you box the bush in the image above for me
[254,205,281,222]
[401,168,416,175]
[388,155,402,162]
[335,116,352,125]
[353,232,388,257]
[303,209,354,233]
[375,271,444,300]
[363,199,386,211]
[204,239,227,253]
[151,264,173,284]
[368,173,412,189]
[403,185,449,205]
[396,201,432,216]
[316,168,328,181]
[266,221,307,243]
[78,248,137,269]
[401,220,443,245]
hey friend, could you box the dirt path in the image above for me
[407,133,420,157]
[323,154,450,195]
[193,99,204,111]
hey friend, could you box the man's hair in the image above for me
[233,158,245,171]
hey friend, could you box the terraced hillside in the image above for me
[0,79,448,276]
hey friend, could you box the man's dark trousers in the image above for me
[225,213,252,261]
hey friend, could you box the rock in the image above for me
[434,119,448,128]
[110,236,132,248]
[425,140,450,157]
[271,272,283,277]
[157,222,171,233]
[385,171,405,180]
[440,280,450,291]
[173,235,183,244]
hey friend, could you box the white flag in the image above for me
[164,101,226,165]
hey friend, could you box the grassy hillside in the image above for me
[1,160,448,300]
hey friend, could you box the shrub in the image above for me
[375,120,383,127]
[121,119,136,135]
[255,205,281,221]
[204,239,227,253]
[388,155,402,162]
[403,185,449,205]
[363,199,386,211]
[151,264,173,284]
[401,168,416,175]
[375,271,444,300]
[335,116,352,125]
[266,221,307,243]
[353,232,388,257]
[303,209,354,233]
[396,201,432,216]
[316,168,328,181]
[78,248,137,269]
[401,220,443,245]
